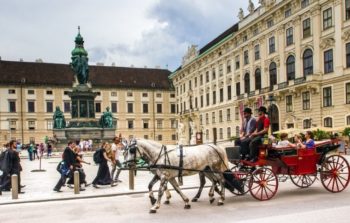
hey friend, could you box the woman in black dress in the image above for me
[92,143,117,188]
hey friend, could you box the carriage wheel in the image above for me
[320,155,350,193]
[230,165,250,195]
[290,174,317,188]
[249,167,278,201]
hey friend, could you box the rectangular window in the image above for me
[219,89,224,102]
[302,91,311,110]
[8,89,16,94]
[143,104,149,113]
[323,87,332,107]
[46,90,53,95]
[285,8,292,18]
[10,120,16,130]
[286,95,293,112]
[9,101,16,112]
[212,69,216,80]
[157,104,162,113]
[157,135,163,141]
[172,134,176,141]
[170,93,175,98]
[127,103,133,113]
[227,85,232,100]
[212,91,216,105]
[128,120,134,129]
[144,135,149,139]
[171,119,177,129]
[157,120,163,129]
[301,0,309,8]
[254,45,260,60]
[28,121,35,130]
[111,102,117,113]
[269,37,275,54]
[95,102,101,113]
[346,83,350,104]
[244,50,249,65]
[200,75,203,85]
[28,101,35,113]
[235,107,239,120]
[142,93,148,97]
[206,93,210,106]
[195,97,198,108]
[324,49,334,74]
[46,101,53,113]
[236,82,241,96]
[127,92,133,97]
[286,27,293,46]
[267,19,274,28]
[227,109,231,121]
[219,128,223,140]
[219,110,223,123]
[227,127,231,139]
[346,43,350,68]
[206,71,210,83]
[200,95,203,108]
[206,113,209,124]
[212,112,216,124]
[194,77,197,87]
[219,65,223,77]
[47,120,53,130]
[200,115,203,125]
[156,93,161,98]
[235,56,240,69]
[143,120,149,129]
[64,91,70,95]
[227,61,231,73]
[64,102,71,113]
[171,104,176,113]
[323,8,332,30]
[303,119,311,129]
[347,0,350,20]
[111,91,117,97]
[303,18,311,38]
[27,89,35,95]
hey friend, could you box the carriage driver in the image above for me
[236,107,256,160]
[241,106,270,163]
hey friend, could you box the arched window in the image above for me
[244,73,250,94]
[269,62,277,88]
[324,117,333,127]
[286,55,295,81]
[303,49,313,76]
[255,69,261,90]
[347,115,350,125]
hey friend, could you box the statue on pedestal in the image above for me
[71,26,89,85]
[100,107,113,128]
[190,121,197,145]
[53,106,66,129]
[177,122,186,145]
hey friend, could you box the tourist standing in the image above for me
[111,136,124,182]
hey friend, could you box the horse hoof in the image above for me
[149,209,157,214]
[191,198,198,202]
[164,200,170,205]
[217,202,224,206]
[184,204,191,209]
[209,199,215,204]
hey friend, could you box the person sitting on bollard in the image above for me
[92,142,117,188]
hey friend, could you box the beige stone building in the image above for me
[170,0,350,144]
[0,60,177,146]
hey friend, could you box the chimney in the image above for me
[96,62,104,66]
[144,65,148,68]
[155,65,161,69]
[130,64,134,68]
[111,62,116,66]
[19,58,24,62]
[35,58,43,63]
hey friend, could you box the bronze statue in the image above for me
[53,106,66,129]
[71,27,89,85]
[99,107,113,128]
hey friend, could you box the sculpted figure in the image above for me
[71,56,89,84]
[100,107,113,128]
[53,106,66,129]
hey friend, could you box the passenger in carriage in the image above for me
[236,107,256,160]
[276,133,295,148]
[296,131,315,150]
[242,106,270,163]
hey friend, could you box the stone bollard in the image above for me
[11,174,18,199]
[129,166,135,190]
[74,171,80,194]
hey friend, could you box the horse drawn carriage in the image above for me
[225,140,350,201]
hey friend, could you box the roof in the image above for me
[0,60,172,90]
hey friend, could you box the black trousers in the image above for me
[239,138,252,158]
[54,173,70,190]
[0,172,21,192]
[249,136,263,159]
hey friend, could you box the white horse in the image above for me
[125,138,229,213]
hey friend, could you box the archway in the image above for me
[268,104,279,133]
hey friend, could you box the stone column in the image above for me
[277,25,286,83]
[293,16,302,78]
[311,5,322,75]
[334,0,343,74]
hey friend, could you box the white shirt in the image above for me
[277,140,291,147]
[111,143,120,160]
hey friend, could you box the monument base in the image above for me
[53,128,116,150]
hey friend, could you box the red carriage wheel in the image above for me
[249,167,278,201]
[320,155,350,193]
[230,165,250,196]
[290,174,317,188]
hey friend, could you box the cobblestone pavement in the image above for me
[0,152,200,204]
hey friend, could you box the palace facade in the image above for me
[0,60,176,145]
[170,0,350,144]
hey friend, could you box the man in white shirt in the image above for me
[111,136,123,182]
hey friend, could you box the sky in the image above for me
[0,0,259,71]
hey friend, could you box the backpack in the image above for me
[56,161,70,176]
[93,149,103,164]
[0,150,10,174]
